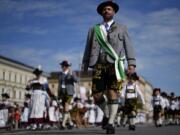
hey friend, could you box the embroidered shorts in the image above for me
[92,63,122,94]
[124,98,138,115]
[59,89,73,104]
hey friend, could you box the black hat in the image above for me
[127,72,139,80]
[25,93,31,98]
[170,92,175,97]
[1,93,10,98]
[60,60,71,67]
[153,88,161,92]
[33,65,42,75]
[33,68,42,75]
[97,1,119,15]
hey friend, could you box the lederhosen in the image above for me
[169,99,176,116]
[92,63,122,94]
[59,73,74,105]
[152,97,162,120]
[91,24,123,94]
[124,85,138,115]
[164,99,170,119]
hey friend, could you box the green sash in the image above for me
[94,25,126,81]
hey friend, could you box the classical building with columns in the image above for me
[0,55,49,105]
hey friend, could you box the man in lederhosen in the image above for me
[58,60,77,129]
[82,1,136,134]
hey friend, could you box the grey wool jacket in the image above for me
[58,72,77,97]
[82,22,136,71]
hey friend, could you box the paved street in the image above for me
[0,125,180,135]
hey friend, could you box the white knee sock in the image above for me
[62,113,69,127]
[108,104,118,125]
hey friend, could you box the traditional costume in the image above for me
[82,1,136,134]
[0,93,11,129]
[151,88,164,127]
[121,73,145,130]
[58,60,77,129]
[26,67,50,130]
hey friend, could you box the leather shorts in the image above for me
[92,63,122,94]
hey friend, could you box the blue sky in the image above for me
[0,0,180,95]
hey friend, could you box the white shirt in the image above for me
[152,95,164,107]
[121,82,145,105]
[102,19,114,31]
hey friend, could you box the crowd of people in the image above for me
[0,65,179,132]
[152,88,180,127]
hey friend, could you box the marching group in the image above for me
[0,60,179,133]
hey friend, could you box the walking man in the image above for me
[82,1,136,134]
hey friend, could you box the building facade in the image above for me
[0,55,48,105]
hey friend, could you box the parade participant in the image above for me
[24,93,31,106]
[20,102,29,129]
[121,73,145,131]
[71,97,84,128]
[151,88,164,127]
[0,93,11,128]
[48,96,59,129]
[84,97,96,126]
[161,92,170,125]
[174,97,179,125]
[26,65,53,97]
[14,106,20,130]
[82,1,136,134]
[169,92,176,125]
[27,68,49,130]
[95,105,104,126]
[58,60,77,129]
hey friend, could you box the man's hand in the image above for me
[128,65,135,74]
[81,64,88,72]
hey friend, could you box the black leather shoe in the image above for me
[59,125,65,130]
[106,124,115,134]
[102,117,109,129]
[129,125,136,131]
[67,124,74,130]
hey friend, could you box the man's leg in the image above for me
[92,64,109,129]
[106,90,119,134]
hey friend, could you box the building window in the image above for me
[9,72,11,82]
[3,71,5,80]
[2,88,4,94]
[14,74,17,83]
[13,90,16,99]
[20,75,22,84]
[19,91,21,99]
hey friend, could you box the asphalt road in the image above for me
[0,125,180,135]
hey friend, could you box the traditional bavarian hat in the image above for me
[33,65,42,75]
[60,60,71,67]
[97,0,119,15]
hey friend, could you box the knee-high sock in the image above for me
[62,112,69,127]
[117,112,122,125]
[129,116,136,125]
[123,115,128,126]
[129,111,136,125]
[108,100,119,125]
[68,112,73,126]
[97,95,109,118]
